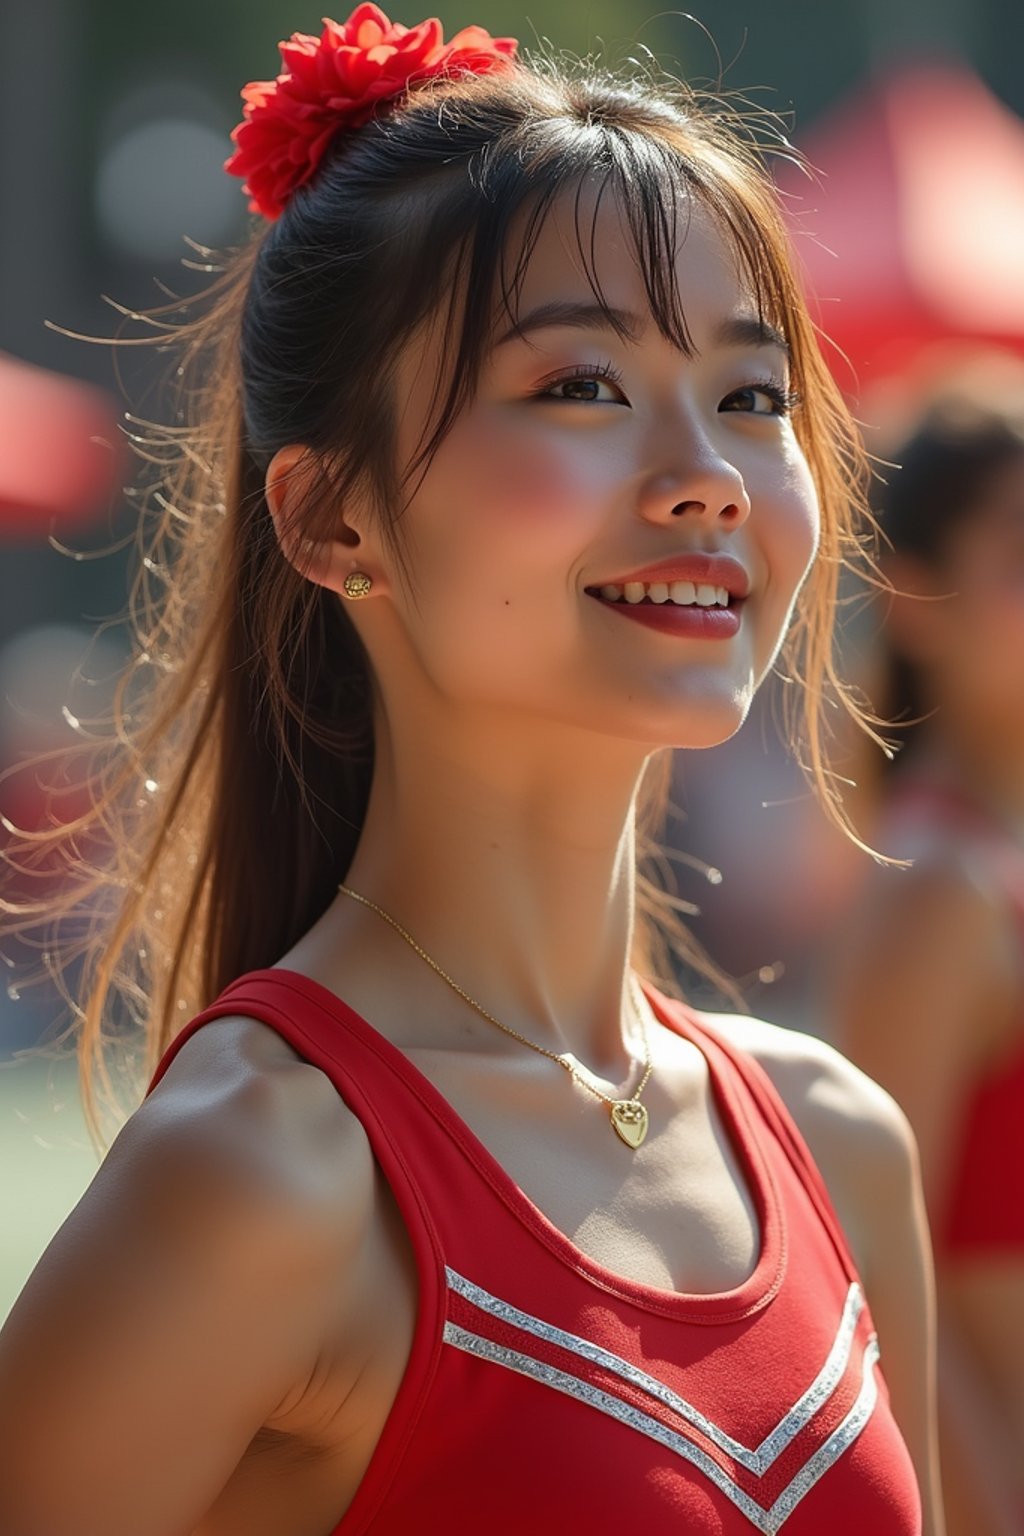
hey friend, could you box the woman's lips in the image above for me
[588,591,744,638]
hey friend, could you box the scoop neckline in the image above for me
[241,966,786,1322]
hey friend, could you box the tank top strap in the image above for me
[144,967,451,1321]
[650,991,863,1292]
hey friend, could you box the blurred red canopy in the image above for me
[778,60,1024,396]
[0,352,124,540]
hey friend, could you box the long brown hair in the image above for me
[1,53,895,1154]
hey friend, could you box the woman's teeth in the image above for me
[599,581,730,607]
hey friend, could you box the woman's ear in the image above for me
[264,445,380,592]
[265,443,332,582]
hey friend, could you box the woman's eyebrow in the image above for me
[493,302,790,359]
[714,315,791,360]
[493,302,644,347]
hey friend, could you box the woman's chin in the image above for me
[669,714,748,751]
[625,694,752,752]
[676,684,752,743]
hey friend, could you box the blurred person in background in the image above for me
[826,393,1024,1535]
[0,6,941,1533]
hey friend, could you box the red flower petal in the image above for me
[225,4,519,220]
[353,16,388,48]
[344,5,396,42]
[447,25,509,50]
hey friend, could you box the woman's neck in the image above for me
[333,711,657,1072]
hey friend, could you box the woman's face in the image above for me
[374,180,820,751]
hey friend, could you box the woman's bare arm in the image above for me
[0,1032,373,1536]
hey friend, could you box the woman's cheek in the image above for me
[783,443,821,556]
[440,418,611,535]
[764,477,820,612]
[751,483,819,681]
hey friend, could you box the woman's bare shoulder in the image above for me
[136,1011,375,1218]
[688,1008,918,1268]
[691,1007,909,1133]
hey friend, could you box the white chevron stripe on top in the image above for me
[442,1320,881,1536]
[445,1266,865,1475]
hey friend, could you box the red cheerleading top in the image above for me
[145,968,922,1535]
[880,775,1024,1256]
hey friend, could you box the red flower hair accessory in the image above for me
[225,4,518,220]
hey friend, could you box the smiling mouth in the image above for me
[581,589,745,642]
[583,586,745,611]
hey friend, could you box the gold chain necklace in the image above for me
[337,884,654,1148]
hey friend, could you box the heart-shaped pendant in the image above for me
[610,1098,648,1149]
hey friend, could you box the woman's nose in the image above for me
[637,444,751,529]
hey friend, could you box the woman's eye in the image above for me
[721,381,801,417]
[536,363,628,404]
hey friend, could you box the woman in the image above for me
[0,8,940,1533]
[826,393,1024,1535]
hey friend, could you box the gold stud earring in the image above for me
[343,571,373,599]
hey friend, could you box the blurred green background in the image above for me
[3,0,1023,1317]
[0,1055,94,1319]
